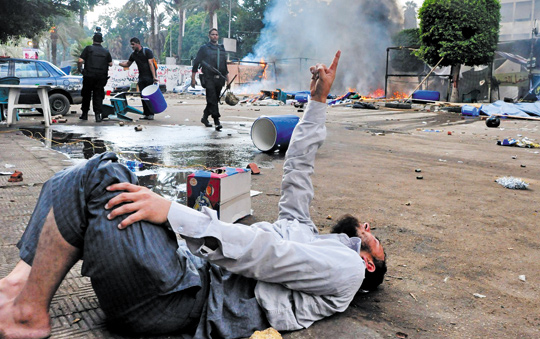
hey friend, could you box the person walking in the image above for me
[119,37,158,120]
[78,30,113,122]
[191,28,229,130]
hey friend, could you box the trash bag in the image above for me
[225,91,239,106]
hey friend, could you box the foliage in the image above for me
[417,0,501,67]
[70,36,93,74]
[232,0,269,59]
[391,29,425,73]
[95,0,149,59]
[0,0,73,43]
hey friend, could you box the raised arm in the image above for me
[277,51,341,228]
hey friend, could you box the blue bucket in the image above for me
[141,84,167,113]
[251,115,300,152]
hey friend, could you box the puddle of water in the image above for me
[21,125,284,204]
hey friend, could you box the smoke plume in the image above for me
[244,0,403,94]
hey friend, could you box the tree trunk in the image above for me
[450,64,461,103]
[150,4,156,60]
[177,6,184,64]
[51,36,58,65]
[79,8,85,29]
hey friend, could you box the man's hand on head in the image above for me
[105,183,172,229]
[310,50,341,103]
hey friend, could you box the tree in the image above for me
[403,1,417,29]
[145,0,161,59]
[164,0,198,64]
[0,0,72,43]
[417,0,500,102]
[234,0,268,59]
[74,0,109,29]
[203,0,221,30]
[391,29,424,74]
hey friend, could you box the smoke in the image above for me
[243,0,403,94]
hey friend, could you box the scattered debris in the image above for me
[326,215,332,220]
[416,176,423,180]
[410,292,418,301]
[405,202,411,206]
[473,293,486,298]
[246,162,261,174]
[134,125,143,132]
[447,131,452,135]
[119,121,125,126]
[249,327,282,339]
[250,190,262,197]
[496,176,529,190]
[8,170,23,182]
[4,164,15,168]
[396,332,409,338]
[497,137,540,148]
[519,275,526,282]
[415,169,422,173]
[0,171,14,175]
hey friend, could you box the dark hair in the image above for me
[331,214,387,292]
[208,28,218,35]
[130,37,140,44]
[331,214,359,237]
[93,32,103,43]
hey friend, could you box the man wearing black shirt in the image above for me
[119,37,158,120]
[191,28,229,130]
[78,32,113,122]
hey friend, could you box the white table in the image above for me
[0,84,52,127]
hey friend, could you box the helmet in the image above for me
[225,91,239,106]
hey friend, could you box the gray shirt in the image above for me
[168,100,365,337]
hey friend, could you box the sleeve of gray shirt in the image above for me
[277,100,327,232]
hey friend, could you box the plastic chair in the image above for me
[0,77,20,122]
[103,92,145,121]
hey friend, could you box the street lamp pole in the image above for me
[228,0,232,38]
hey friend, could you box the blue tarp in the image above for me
[479,100,540,117]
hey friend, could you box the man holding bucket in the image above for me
[119,37,158,120]
[0,51,387,339]
[191,28,229,131]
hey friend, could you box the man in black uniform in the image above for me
[78,30,113,122]
[119,37,158,120]
[191,28,229,130]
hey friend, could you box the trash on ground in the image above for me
[249,327,282,339]
[134,125,143,132]
[497,137,540,148]
[519,275,526,282]
[0,171,14,175]
[8,170,23,182]
[4,164,15,168]
[496,176,529,190]
[473,293,486,298]
[250,190,262,197]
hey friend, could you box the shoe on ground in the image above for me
[79,113,88,120]
[201,118,212,127]
[141,115,154,120]
[215,124,222,131]
[95,113,102,123]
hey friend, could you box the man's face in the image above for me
[209,31,219,44]
[357,222,385,263]
[130,41,141,52]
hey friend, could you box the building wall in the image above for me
[500,0,540,41]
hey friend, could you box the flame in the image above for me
[259,58,268,80]
[391,91,409,99]
[348,88,357,93]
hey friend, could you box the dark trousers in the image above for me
[203,76,223,122]
[138,77,154,116]
[81,76,108,115]
[17,152,206,334]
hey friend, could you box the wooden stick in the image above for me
[404,56,445,102]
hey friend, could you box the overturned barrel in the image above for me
[141,84,168,113]
[251,115,300,152]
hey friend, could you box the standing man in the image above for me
[78,29,113,122]
[191,28,229,131]
[119,37,158,120]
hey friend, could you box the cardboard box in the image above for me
[187,167,251,223]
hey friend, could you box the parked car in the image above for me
[0,57,83,116]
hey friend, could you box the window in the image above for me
[14,61,37,78]
[515,1,532,21]
[0,60,9,77]
[36,63,49,77]
[501,3,514,23]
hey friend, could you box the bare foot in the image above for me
[0,261,31,303]
[0,298,51,339]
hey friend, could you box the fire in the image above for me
[259,58,268,80]
[391,91,409,99]
[348,88,357,93]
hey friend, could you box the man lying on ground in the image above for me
[0,50,386,339]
